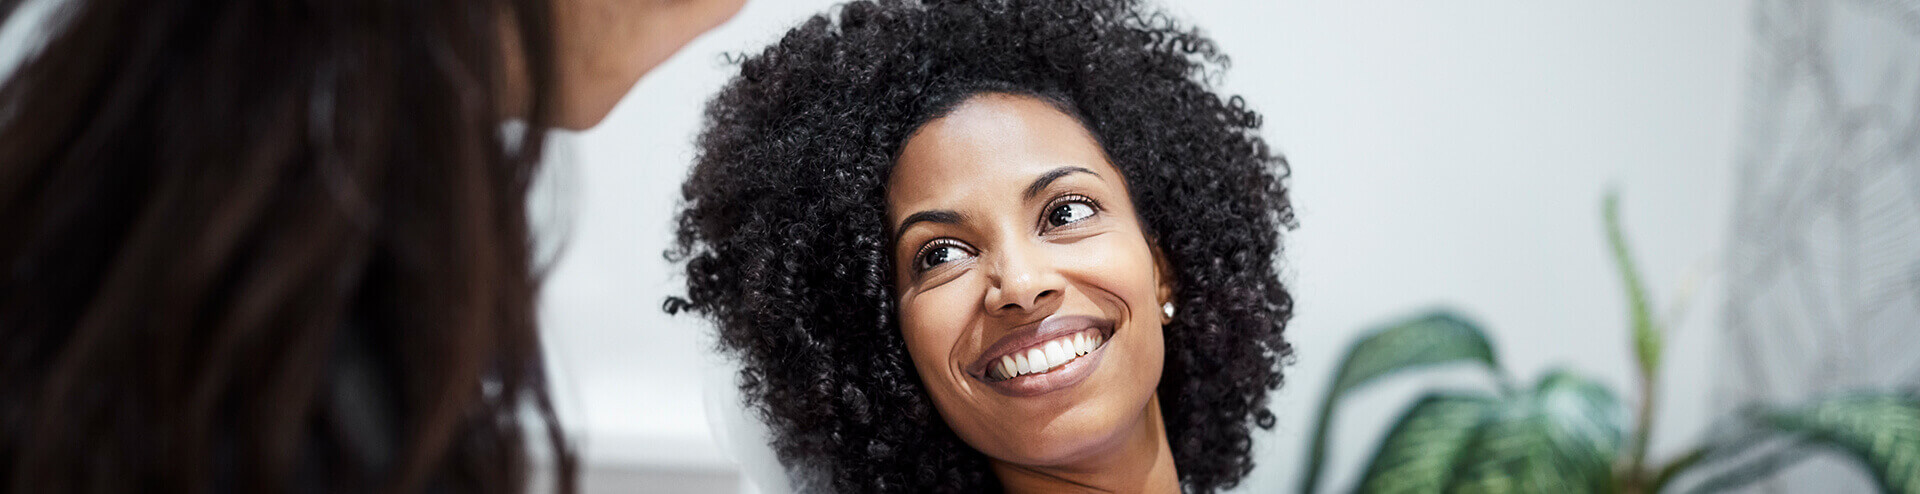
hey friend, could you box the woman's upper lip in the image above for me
[968,314,1115,378]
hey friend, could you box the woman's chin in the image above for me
[977,397,1152,467]
[986,430,1127,471]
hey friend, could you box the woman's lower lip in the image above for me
[980,342,1107,397]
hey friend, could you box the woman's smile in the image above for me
[971,314,1114,396]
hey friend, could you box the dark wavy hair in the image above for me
[0,0,572,492]
[667,0,1293,491]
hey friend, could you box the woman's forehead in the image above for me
[887,94,1119,214]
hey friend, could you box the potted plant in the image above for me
[1298,192,1920,494]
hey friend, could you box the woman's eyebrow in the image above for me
[1023,166,1099,199]
[894,209,966,246]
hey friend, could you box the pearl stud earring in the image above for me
[1162,302,1175,320]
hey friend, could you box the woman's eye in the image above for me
[916,242,973,271]
[1046,201,1096,228]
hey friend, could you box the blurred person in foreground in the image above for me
[0,0,742,491]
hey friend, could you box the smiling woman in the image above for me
[667,0,1294,492]
[891,94,1181,491]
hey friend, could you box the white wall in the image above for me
[536,0,1750,491]
[1207,2,1745,492]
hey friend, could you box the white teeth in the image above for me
[1042,341,1068,368]
[993,331,1113,380]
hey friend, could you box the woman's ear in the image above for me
[1150,238,1176,324]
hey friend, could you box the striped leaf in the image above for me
[1356,395,1495,494]
[1354,370,1624,494]
[1760,393,1920,494]
[1448,371,1624,494]
[1301,311,1502,494]
[1532,370,1627,471]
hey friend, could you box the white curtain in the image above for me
[1720,0,1920,491]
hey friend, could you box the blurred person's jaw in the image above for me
[549,0,746,129]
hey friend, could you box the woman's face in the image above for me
[888,93,1171,466]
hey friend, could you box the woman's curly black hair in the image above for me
[666,0,1294,491]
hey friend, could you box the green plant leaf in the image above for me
[1759,393,1920,494]
[1351,371,1625,494]
[1447,370,1626,494]
[1606,190,1663,484]
[1300,311,1502,494]
[1603,190,1660,378]
[1356,395,1495,494]
[1532,370,1628,465]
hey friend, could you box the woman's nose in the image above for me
[982,240,1066,315]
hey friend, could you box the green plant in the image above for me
[1297,191,1920,494]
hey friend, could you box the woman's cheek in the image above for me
[899,291,973,386]
[1062,234,1157,303]
[898,307,944,376]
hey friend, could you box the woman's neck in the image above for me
[989,394,1180,494]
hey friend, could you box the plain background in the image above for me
[534,0,1745,492]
